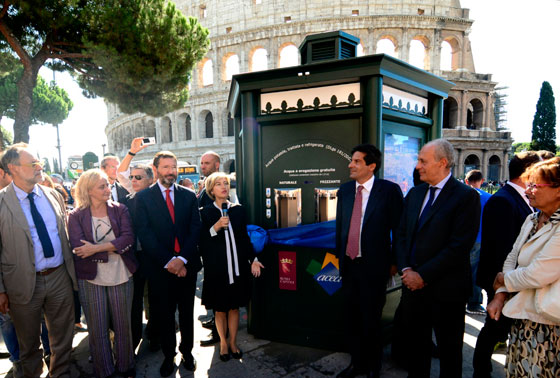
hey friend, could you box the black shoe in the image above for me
[229,348,243,359]
[181,355,197,371]
[200,333,219,347]
[201,318,215,330]
[0,351,10,359]
[159,357,175,377]
[219,352,230,362]
[337,363,365,378]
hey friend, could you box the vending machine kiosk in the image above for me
[227,31,454,349]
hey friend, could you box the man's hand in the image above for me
[487,292,507,321]
[130,137,151,154]
[402,269,425,291]
[493,272,505,292]
[176,265,187,277]
[0,293,9,314]
[166,258,185,276]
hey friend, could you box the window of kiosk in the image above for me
[381,122,425,196]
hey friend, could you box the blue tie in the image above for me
[27,193,55,258]
[410,187,437,266]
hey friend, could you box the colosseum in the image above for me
[105,0,512,182]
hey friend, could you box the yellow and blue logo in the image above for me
[307,253,341,296]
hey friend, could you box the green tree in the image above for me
[530,81,557,153]
[0,0,210,143]
[0,124,13,149]
[43,157,51,174]
[1,67,73,127]
[512,142,531,154]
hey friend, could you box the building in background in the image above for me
[105,0,512,181]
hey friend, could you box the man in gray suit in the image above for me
[0,143,77,377]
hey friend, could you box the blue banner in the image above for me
[266,220,336,249]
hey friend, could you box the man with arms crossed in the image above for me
[395,139,480,378]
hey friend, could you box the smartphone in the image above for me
[141,137,156,146]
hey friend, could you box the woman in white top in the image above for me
[488,157,560,377]
[68,169,137,378]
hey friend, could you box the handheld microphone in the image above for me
[221,203,228,217]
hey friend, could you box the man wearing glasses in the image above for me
[0,143,77,377]
[122,164,158,352]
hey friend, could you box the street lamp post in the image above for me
[52,70,64,179]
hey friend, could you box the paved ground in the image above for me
[0,272,507,377]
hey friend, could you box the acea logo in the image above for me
[306,252,341,296]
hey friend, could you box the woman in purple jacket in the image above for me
[68,169,137,378]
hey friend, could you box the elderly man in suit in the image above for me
[101,155,129,203]
[0,143,77,377]
[135,151,201,377]
[395,139,480,378]
[472,151,541,378]
[335,144,403,378]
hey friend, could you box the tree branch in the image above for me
[0,1,9,19]
[57,58,98,78]
[0,16,31,67]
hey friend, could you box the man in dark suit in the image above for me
[198,151,221,208]
[122,164,156,352]
[135,151,201,377]
[472,151,540,378]
[335,144,403,378]
[395,139,480,378]
[101,155,129,203]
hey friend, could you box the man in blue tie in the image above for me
[395,139,480,378]
[0,143,77,377]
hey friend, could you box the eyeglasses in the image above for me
[18,161,44,169]
[527,183,558,190]
[129,175,146,180]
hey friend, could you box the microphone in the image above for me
[221,203,228,217]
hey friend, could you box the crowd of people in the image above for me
[0,136,559,378]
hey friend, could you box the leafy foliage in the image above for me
[531,81,557,153]
[0,0,210,142]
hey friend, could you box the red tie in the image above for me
[346,185,364,259]
[165,189,180,254]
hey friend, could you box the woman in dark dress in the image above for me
[199,172,263,361]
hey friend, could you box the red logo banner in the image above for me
[279,251,297,290]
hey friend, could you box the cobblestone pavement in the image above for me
[0,272,506,377]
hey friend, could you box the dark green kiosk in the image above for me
[227,31,454,350]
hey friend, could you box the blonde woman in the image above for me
[199,172,263,361]
[68,169,137,378]
[488,157,560,377]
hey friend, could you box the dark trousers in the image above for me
[149,269,197,359]
[131,271,146,350]
[400,287,466,378]
[472,290,512,378]
[341,257,386,375]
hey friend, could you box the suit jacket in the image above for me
[395,177,480,301]
[198,189,212,209]
[136,182,202,273]
[476,184,532,293]
[114,181,129,204]
[335,178,403,280]
[67,201,137,280]
[123,190,149,277]
[0,183,78,304]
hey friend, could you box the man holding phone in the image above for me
[117,137,156,193]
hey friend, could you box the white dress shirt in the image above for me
[13,184,64,271]
[355,174,375,258]
[418,172,452,217]
[507,181,532,210]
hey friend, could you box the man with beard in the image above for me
[135,151,201,376]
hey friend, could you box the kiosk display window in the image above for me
[383,133,421,195]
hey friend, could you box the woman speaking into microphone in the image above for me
[199,172,263,362]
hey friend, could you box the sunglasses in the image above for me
[19,161,44,169]
[527,183,558,190]
[129,175,146,180]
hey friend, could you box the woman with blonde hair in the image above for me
[199,172,263,361]
[488,157,560,377]
[68,169,137,378]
